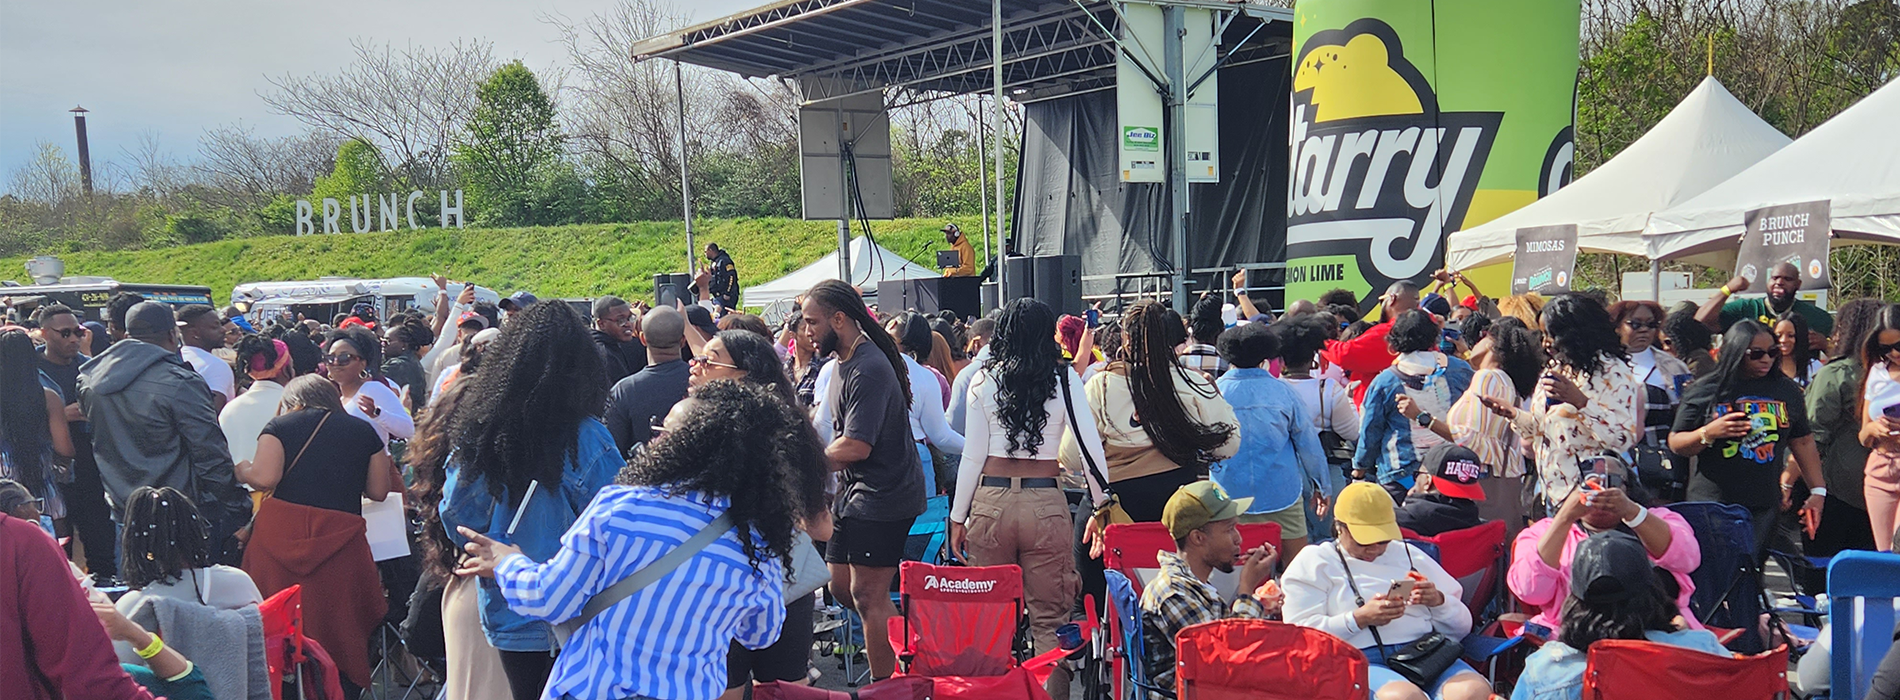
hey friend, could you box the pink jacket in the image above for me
[1508,507,1704,634]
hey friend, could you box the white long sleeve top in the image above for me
[951,367,1108,523]
[1282,539,1471,650]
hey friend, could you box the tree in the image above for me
[454,61,566,226]
[263,39,496,191]
[7,142,82,206]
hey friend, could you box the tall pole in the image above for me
[974,107,990,271]
[992,0,1007,304]
[69,106,93,197]
[1163,6,1190,313]
[837,101,853,283]
[674,61,696,274]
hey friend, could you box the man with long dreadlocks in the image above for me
[798,278,922,683]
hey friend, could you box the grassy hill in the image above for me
[1,216,987,306]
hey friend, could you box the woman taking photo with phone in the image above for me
[1667,319,1827,557]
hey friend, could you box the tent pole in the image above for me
[1649,258,1662,303]
[992,0,1007,306]
[675,60,696,276]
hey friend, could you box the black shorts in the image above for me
[727,591,816,687]
[824,515,917,567]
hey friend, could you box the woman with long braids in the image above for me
[0,329,72,524]
[455,380,829,700]
[948,299,1108,696]
[1064,300,1238,604]
[439,301,622,700]
[323,326,414,446]
[115,486,262,614]
[1804,298,1884,556]
[1479,294,1642,513]
[1668,320,1826,557]
[798,279,921,682]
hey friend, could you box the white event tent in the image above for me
[1645,77,1900,268]
[1445,76,1791,270]
[742,235,940,310]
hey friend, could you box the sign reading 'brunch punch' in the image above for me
[1736,200,1831,291]
[294,190,466,235]
[1511,224,1578,294]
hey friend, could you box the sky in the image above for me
[0,0,761,192]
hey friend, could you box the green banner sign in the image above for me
[1284,0,1581,309]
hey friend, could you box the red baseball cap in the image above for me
[1420,443,1487,501]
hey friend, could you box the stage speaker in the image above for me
[1032,254,1083,315]
[654,273,695,307]
[1001,256,1036,304]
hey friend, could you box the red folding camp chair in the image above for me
[884,561,1082,696]
[1581,640,1790,699]
[1409,520,1508,614]
[1102,522,1282,594]
[258,584,342,700]
[1173,619,1369,700]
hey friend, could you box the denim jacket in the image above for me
[1212,368,1330,514]
[1509,629,1728,700]
[441,418,622,651]
[1354,357,1473,488]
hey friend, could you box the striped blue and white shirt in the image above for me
[493,485,786,700]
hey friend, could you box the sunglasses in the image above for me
[45,327,81,338]
[1743,347,1781,361]
[1623,320,1660,331]
[690,355,741,370]
[323,353,361,365]
[1876,342,1900,357]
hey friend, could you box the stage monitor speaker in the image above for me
[1032,254,1083,315]
[1001,256,1036,304]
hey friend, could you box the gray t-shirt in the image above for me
[830,342,926,522]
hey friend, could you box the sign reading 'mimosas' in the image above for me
[1512,224,1578,295]
[294,190,466,235]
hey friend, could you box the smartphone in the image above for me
[1386,578,1418,601]
[1543,374,1562,407]
[1883,403,1900,421]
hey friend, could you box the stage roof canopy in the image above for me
[630,0,1293,104]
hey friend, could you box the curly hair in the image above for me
[617,380,829,571]
[119,486,214,591]
[1488,317,1546,399]
[1318,289,1358,308]
[713,329,797,405]
[325,326,385,380]
[805,279,911,407]
[1386,310,1440,354]
[1557,566,1676,651]
[985,299,1063,456]
[1121,301,1232,468]
[387,320,433,357]
[1541,293,1628,375]
[450,300,607,505]
[233,333,281,375]
[1273,313,1336,371]
[1498,293,1547,332]
[1189,295,1225,345]
[0,331,50,488]
[1661,306,1713,355]
[409,378,476,580]
[1831,298,1885,360]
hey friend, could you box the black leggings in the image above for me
[1074,467,1201,612]
[498,649,556,700]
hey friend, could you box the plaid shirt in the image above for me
[1178,343,1229,379]
[1140,551,1265,698]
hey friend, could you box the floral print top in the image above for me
[1507,355,1642,508]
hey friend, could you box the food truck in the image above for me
[1,278,215,324]
[231,277,501,327]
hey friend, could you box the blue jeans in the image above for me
[917,442,936,495]
[1362,643,1481,698]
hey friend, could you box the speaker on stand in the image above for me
[1032,254,1083,316]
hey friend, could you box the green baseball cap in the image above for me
[1162,481,1253,541]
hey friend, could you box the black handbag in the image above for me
[1316,378,1356,472]
[1334,543,1464,688]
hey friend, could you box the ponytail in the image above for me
[807,280,912,407]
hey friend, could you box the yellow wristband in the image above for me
[134,635,165,659]
[1719,285,1733,296]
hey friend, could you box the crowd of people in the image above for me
[5,252,1900,700]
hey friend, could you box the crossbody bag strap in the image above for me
[1059,368,1114,496]
[264,411,330,503]
[568,512,734,632]
[1334,542,1387,649]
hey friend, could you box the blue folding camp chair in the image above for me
[1103,569,1167,700]
[1826,550,1900,700]
[1670,501,1773,653]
